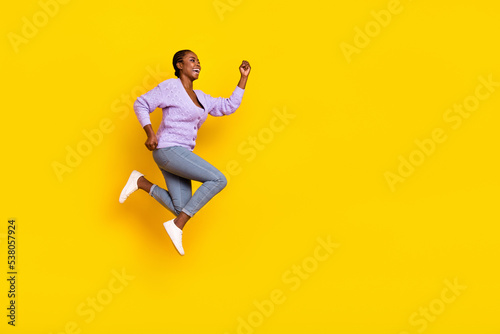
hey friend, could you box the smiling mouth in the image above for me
[193,69,200,74]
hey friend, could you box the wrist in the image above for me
[238,77,247,89]
[143,124,155,136]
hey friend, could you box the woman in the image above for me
[119,50,251,256]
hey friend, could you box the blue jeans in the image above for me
[150,146,227,217]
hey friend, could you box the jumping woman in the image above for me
[119,50,251,256]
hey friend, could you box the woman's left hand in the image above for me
[239,60,251,77]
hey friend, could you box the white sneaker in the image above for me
[163,219,185,255]
[119,170,144,203]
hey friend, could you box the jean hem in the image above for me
[182,208,194,217]
[149,184,157,196]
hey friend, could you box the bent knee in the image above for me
[215,173,227,190]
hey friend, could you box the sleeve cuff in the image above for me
[139,119,152,128]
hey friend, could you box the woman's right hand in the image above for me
[145,133,158,151]
[143,124,158,150]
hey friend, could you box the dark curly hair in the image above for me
[172,49,193,78]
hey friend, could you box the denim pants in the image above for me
[150,146,227,217]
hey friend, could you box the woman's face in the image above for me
[178,52,201,80]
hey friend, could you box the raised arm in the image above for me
[205,60,251,117]
[237,60,251,89]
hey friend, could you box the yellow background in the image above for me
[2,0,499,333]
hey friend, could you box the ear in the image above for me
[176,61,183,71]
